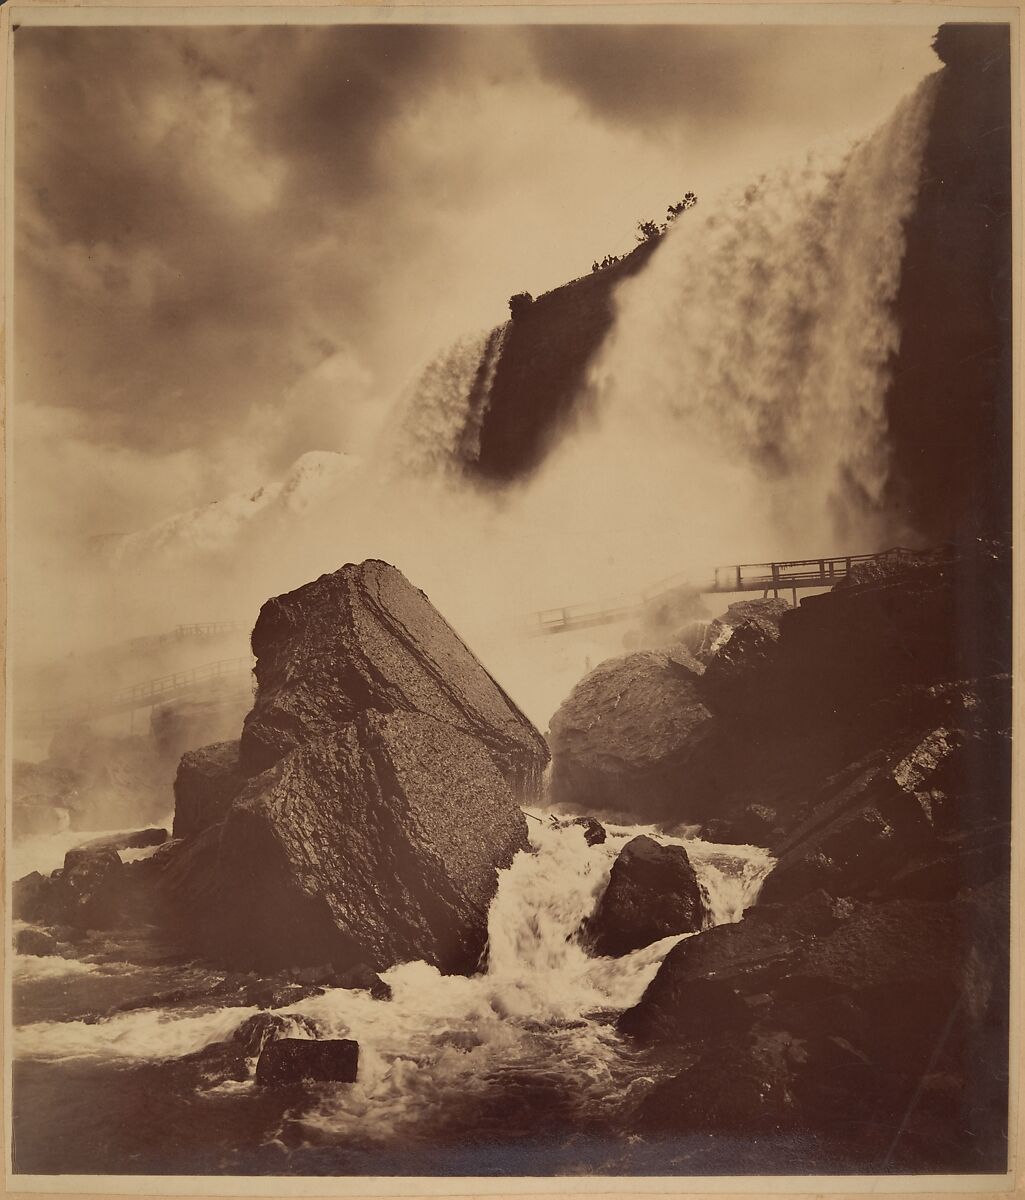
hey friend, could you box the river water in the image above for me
[11,814,773,1176]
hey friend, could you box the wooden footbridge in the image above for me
[527,552,880,636]
[23,656,256,732]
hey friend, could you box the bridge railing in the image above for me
[23,656,255,729]
[711,554,879,592]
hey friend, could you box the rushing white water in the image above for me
[15,816,772,1147]
[12,815,173,878]
[384,326,504,478]
[588,73,940,540]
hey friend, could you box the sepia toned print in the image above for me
[5,7,1015,1184]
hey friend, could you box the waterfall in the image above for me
[583,73,940,542]
[457,321,510,464]
[384,323,507,478]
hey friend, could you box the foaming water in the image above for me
[588,73,940,540]
[14,815,772,1152]
[12,813,173,879]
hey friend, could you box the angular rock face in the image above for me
[187,711,528,971]
[548,651,713,821]
[172,741,245,840]
[162,561,541,973]
[240,559,548,795]
[586,836,706,957]
[623,881,1010,1170]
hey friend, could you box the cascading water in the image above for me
[14,816,773,1168]
[384,323,508,479]
[588,73,940,540]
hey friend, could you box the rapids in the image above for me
[12,814,772,1170]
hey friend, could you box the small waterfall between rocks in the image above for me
[14,815,773,1166]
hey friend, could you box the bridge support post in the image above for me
[792,587,798,608]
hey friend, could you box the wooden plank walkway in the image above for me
[527,552,880,635]
[23,656,255,731]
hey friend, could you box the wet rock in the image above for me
[56,848,128,928]
[15,927,59,957]
[703,804,778,846]
[549,651,714,822]
[619,890,851,1043]
[586,835,705,957]
[239,559,548,796]
[172,740,244,840]
[555,816,607,845]
[172,708,529,973]
[329,962,393,1000]
[12,873,53,923]
[232,1012,321,1057]
[78,827,168,854]
[255,1038,359,1086]
[760,724,1011,904]
[698,597,790,657]
[623,880,1010,1167]
[699,601,790,714]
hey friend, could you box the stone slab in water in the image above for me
[255,1038,358,1086]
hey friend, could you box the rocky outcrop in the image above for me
[623,881,1010,1170]
[474,239,660,480]
[554,816,607,846]
[16,848,129,930]
[255,1038,359,1086]
[158,561,542,973]
[78,828,168,854]
[760,714,1011,904]
[548,651,713,821]
[240,559,548,794]
[232,1012,321,1058]
[15,928,59,957]
[171,741,245,840]
[175,711,528,971]
[586,836,705,956]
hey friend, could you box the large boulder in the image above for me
[172,740,245,840]
[15,847,130,930]
[168,709,529,972]
[548,651,714,821]
[239,559,548,795]
[621,881,1010,1170]
[699,599,790,715]
[586,836,706,956]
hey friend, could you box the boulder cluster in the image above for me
[549,539,1011,1170]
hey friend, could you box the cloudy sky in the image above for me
[14,18,940,540]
